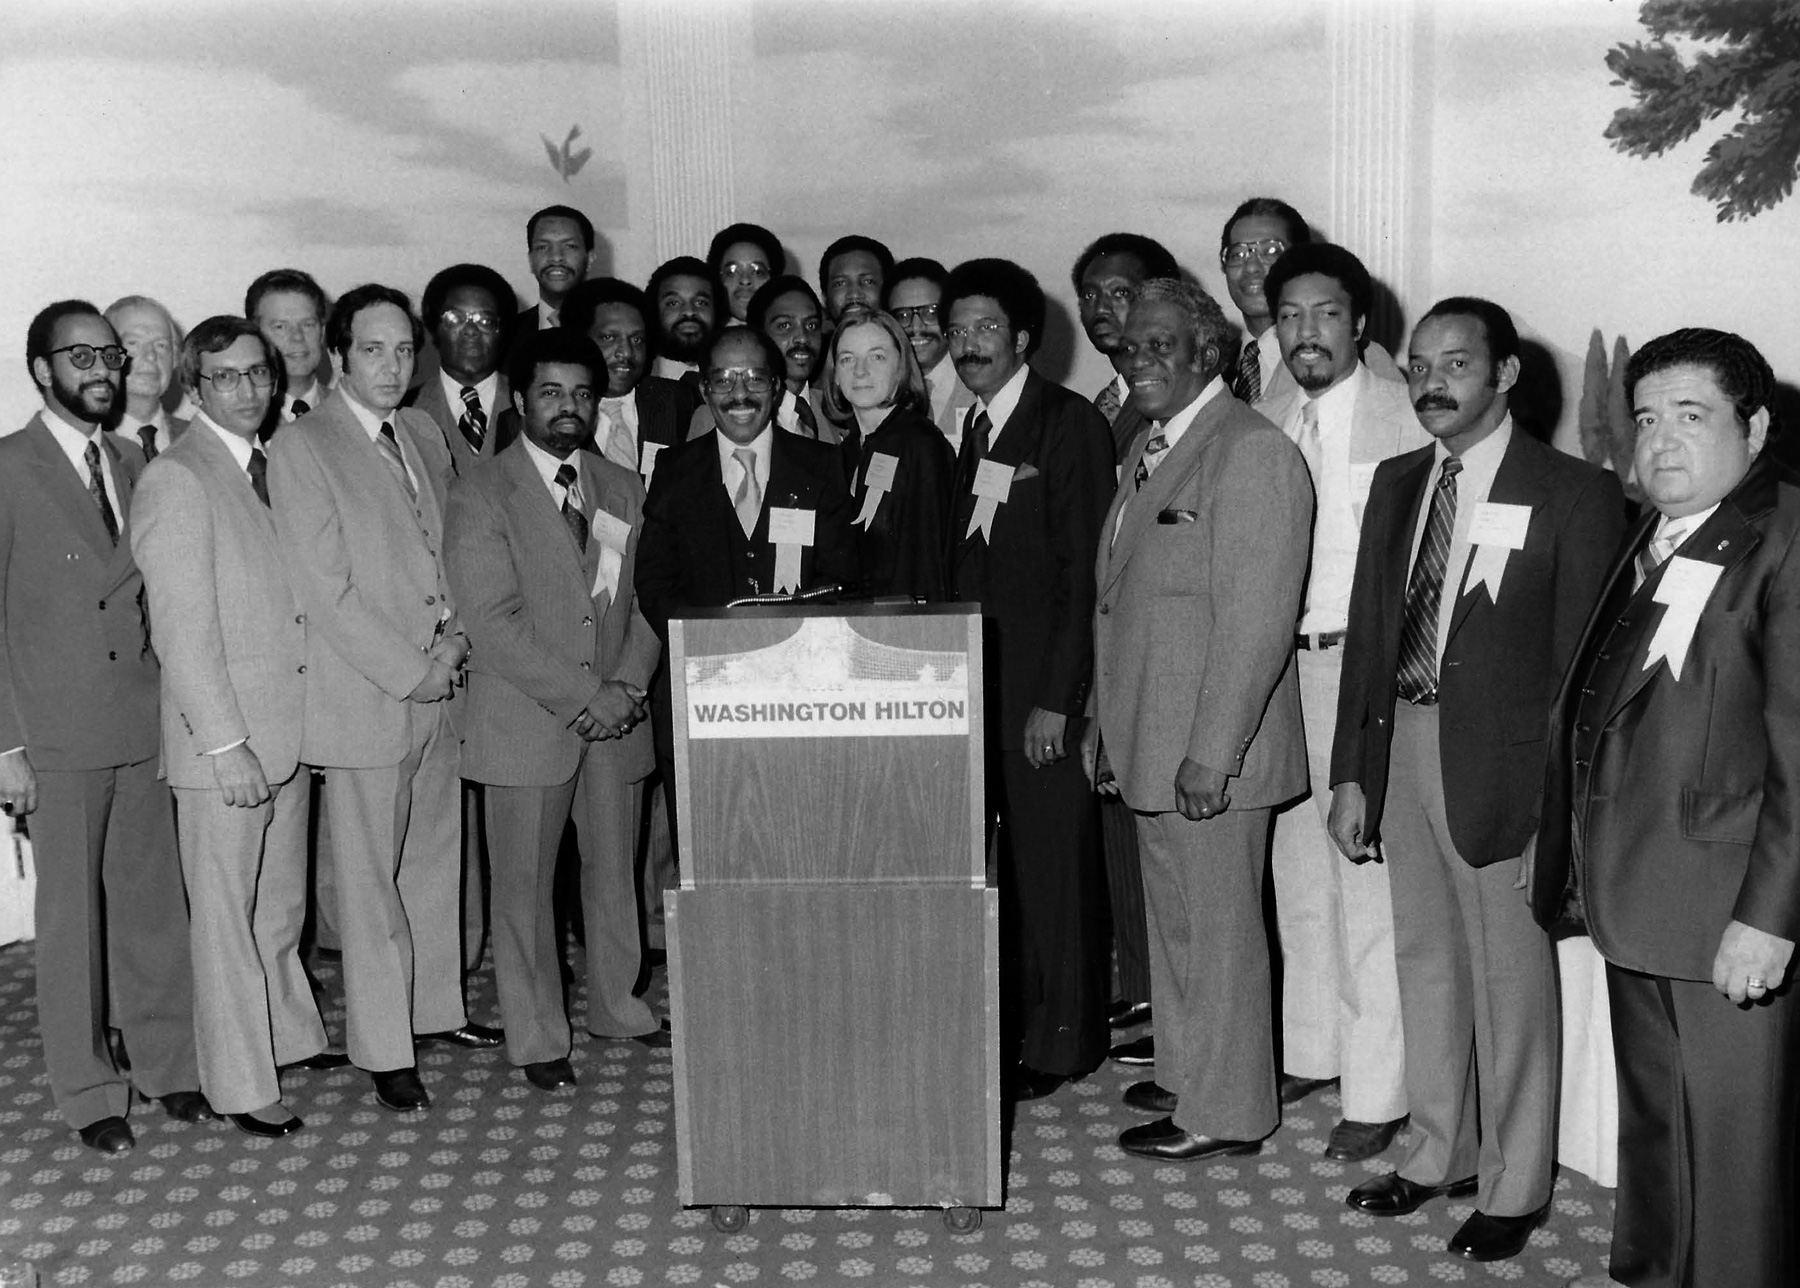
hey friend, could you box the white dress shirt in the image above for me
[437,369,499,428]
[973,362,1032,448]
[520,434,583,506]
[341,391,418,493]
[652,357,697,383]
[1254,327,1283,394]
[1291,365,1369,635]
[716,425,774,505]
[113,408,175,457]
[42,405,124,519]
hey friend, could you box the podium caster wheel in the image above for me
[710,1205,749,1233]
[943,1206,981,1233]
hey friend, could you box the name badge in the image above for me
[854,452,900,529]
[590,508,632,553]
[640,442,663,487]
[1644,556,1723,681]
[1468,501,1531,550]
[972,459,1015,502]
[767,506,816,547]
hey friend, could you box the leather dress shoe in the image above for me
[159,1090,217,1123]
[78,1115,135,1155]
[1109,1035,1154,1066]
[372,1067,430,1112]
[1449,1206,1547,1262]
[1122,1080,1178,1114]
[280,1050,351,1072]
[229,1108,304,1139]
[1108,1000,1153,1030]
[1325,1115,1407,1161]
[415,1023,503,1049]
[523,1058,577,1091]
[1118,1116,1260,1161]
[1278,1072,1337,1105]
[1347,1170,1478,1216]
[1011,1065,1067,1101]
[630,1021,672,1050]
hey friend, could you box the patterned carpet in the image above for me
[0,939,1617,1287]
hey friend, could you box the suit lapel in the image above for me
[190,419,279,543]
[1443,432,1547,648]
[955,370,1044,548]
[1104,396,1226,586]
[1381,450,1436,617]
[502,442,588,590]
[23,416,115,555]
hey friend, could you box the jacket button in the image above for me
[1574,758,1589,768]
[1576,723,1591,733]
[1596,651,1610,661]
[1580,687,1595,696]
[425,595,437,606]
[98,600,106,610]
[297,665,306,674]
[295,614,305,624]
[582,616,594,627]
[580,661,591,671]
[1099,604,1109,615]
[108,651,117,661]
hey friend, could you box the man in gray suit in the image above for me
[1082,279,1312,1160]
[446,330,667,1092]
[133,316,341,1139]
[268,284,501,1115]
[0,300,205,1154]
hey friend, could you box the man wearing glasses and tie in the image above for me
[0,301,203,1155]
[411,263,519,477]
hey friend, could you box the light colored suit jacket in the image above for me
[1092,391,1313,812]
[132,420,307,788]
[1255,362,1430,518]
[0,415,159,770]
[266,390,458,769]
[445,442,660,787]
[408,372,515,477]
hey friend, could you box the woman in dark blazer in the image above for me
[820,309,954,601]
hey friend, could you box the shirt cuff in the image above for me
[203,738,249,756]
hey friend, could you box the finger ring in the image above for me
[1748,976,1767,989]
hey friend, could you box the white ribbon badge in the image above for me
[589,509,633,607]
[639,442,663,489]
[853,452,899,530]
[1643,555,1723,681]
[1462,501,1531,603]
[767,506,815,594]
[966,459,1015,542]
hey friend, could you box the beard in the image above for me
[52,368,116,424]
[659,318,710,364]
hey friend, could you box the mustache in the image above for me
[722,399,759,413]
[1288,343,1333,362]
[785,344,813,359]
[956,354,991,368]
[1414,392,1459,413]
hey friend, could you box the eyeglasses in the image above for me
[49,344,128,371]
[891,304,940,327]
[722,261,771,282]
[439,309,503,333]
[945,321,1006,342]
[1220,238,1289,268]
[704,369,775,396]
[197,364,277,392]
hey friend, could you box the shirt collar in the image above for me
[1151,376,1228,450]
[975,362,1031,435]
[1655,502,1720,547]
[438,368,499,417]
[1432,412,1514,472]
[534,297,560,329]
[340,388,397,442]
[193,410,256,470]
[715,424,774,480]
[1300,361,1366,426]
[285,377,323,413]
[42,402,106,450]
[520,433,580,497]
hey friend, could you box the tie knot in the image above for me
[554,462,578,489]
[1439,456,1464,483]
[1300,401,1319,426]
[459,385,481,409]
[290,398,310,418]
[380,421,397,442]
[733,447,756,470]
[602,398,626,416]
[85,440,101,465]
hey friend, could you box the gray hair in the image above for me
[1135,277,1230,371]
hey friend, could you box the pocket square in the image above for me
[1012,463,1040,482]
[1157,509,1198,524]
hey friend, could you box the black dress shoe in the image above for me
[1109,1035,1154,1066]
[159,1090,217,1123]
[522,1058,577,1091]
[229,1109,304,1139]
[1347,1170,1479,1216]
[1011,1065,1067,1101]
[630,1021,672,1050]
[415,1023,503,1049]
[77,1115,135,1155]
[1325,1115,1408,1161]
[280,1050,351,1072]
[1449,1207,1547,1262]
[1118,1116,1260,1161]
[1278,1072,1338,1105]
[1108,1000,1153,1030]
[1122,1080,1178,1114]
[371,1067,430,1112]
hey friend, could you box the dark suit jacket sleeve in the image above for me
[1190,427,1312,775]
[885,424,954,600]
[442,474,603,725]
[1331,461,1402,792]
[633,454,689,639]
[609,477,663,692]
[1550,468,1629,690]
[1739,525,1800,940]
[810,446,862,591]
[1034,398,1114,716]
[0,483,21,751]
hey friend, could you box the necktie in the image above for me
[1296,400,1322,480]
[793,394,819,439]
[731,447,762,538]
[457,386,487,454]
[956,406,992,480]
[137,424,159,462]
[84,441,120,546]
[599,399,636,471]
[554,462,589,552]
[376,422,416,501]
[1394,457,1463,704]
[289,398,311,420]
[1635,519,1688,590]
[1133,429,1169,491]
[1235,336,1262,403]
[248,445,271,507]
[1094,380,1123,427]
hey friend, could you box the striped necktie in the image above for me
[555,462,588,552]
[1235,336,1262,403]
[1094,380,1123,426]
[457,386,486,454]
[85,441,120,546]
[1394,457,1463,704]
[376,422,416,501]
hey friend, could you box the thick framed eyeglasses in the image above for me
[197,364,277,392]
[945,321,1006,342]
[1220,238,1289,268]
[704,369,775,396]
[50,344,128,371]
[439,309,503,333]
[891,304,940,326]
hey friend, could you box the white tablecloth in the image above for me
[1555,935,1618,1187]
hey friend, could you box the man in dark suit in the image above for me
[885,259,976,452]
[0,300,205,1154]
[446,330,669,1093]
[942,258,1115,1098]
[1082,278,1312,1160]
[1330,298,1625,1261]
[268,284,502,1116]
[560,277,701,482]
[1535,329,1798,1288]
[1068,232,1182,1066]
[819,234,893,326]
[412,263,520,476]
[646,256,716,389]
[518,205,596,333]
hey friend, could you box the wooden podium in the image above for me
[665,604,1000,1231]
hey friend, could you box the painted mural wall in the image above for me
[0,0,1792,437]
